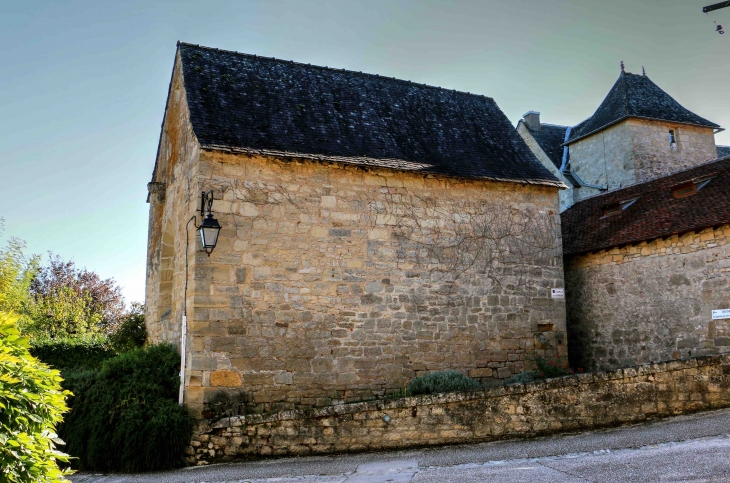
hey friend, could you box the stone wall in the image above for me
[631,121,718,183]
[569,119,718,203]
[570,121,633,197]
[166,149,567,417]
[187,353,730,463]
[565,224,730,372]
[146,51,202,347]
[516,123,573,212]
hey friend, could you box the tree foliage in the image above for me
[107,303,146,353]
[25,254,125,338]
[0,311,71,483]
[0,222,38,320]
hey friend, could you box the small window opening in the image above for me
[603,198,638,217]
[672,175,715,198]
[673,183,696,198]
[668,129,677,149]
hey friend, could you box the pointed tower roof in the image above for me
[566,71,720,144]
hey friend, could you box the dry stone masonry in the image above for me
[166,151,566,416]
[187,353,730,464]
[565,224,730,372]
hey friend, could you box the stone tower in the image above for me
[518,68,723,211]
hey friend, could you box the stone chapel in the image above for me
[145,42,567,415]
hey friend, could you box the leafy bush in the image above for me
[406,371,482,396]
[533,356,582,379]
[504,370,539,385]
[29,336,113,371]
[505,356,585,385]
[0,311,71,483]
[107,303,146,353]
[59,344,192,472]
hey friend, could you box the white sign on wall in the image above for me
[712,309,730,320]
[551,288,565,299]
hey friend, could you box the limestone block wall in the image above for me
[565,225,730,372]
[188,354,730,463]
[631,121,718,183]
[569,121,634,197]
[569,119,718,202]
[146,52,202,348]
[516,123,572,212]
[182,151,567,416]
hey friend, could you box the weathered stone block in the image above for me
[210,370,242,387]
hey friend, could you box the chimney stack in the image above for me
[523,111,541,131]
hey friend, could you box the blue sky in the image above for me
[2,0,729,304]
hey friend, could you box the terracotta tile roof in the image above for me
[175,43,562,187]
[562,156,730,256]
[521,123,569,170]
[567,72,720,144]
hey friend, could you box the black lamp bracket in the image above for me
[200,190,214,217]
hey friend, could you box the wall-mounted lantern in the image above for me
[199,190,221,255]
[180,189,223,405]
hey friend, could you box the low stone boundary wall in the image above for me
[187,354,730,464]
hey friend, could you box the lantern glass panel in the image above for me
[200,225,220,249]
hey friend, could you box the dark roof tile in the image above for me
[177,43,562,187]
[522,123,568,169]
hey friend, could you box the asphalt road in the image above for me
[71,407,730,483]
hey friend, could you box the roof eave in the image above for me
[564,115,722,146]
[199,145,567,189]
[565,220,727,257]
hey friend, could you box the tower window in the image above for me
[668,129,677,148]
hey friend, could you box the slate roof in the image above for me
[521,123,569,169]
[561,155,730,256]
[567,71,720,144]
[173,42,562,187]
[719,146,730,158]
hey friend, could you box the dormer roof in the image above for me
[174,42,562,187]
[566,71,720,145]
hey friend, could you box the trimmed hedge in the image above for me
[59,344,192,472]
[29,336,113,371]
[406,371,482,396]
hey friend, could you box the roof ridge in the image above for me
[621,71,630,117]
[177,41,494,101]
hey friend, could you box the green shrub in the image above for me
[504,370,539,385]
[29,336,113,371]
[533,355,580,379]
[0,311,71,483]
[406,371,482,396]
[107,303,146,354]
[505,356,585,384]
[59,344,192,472]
